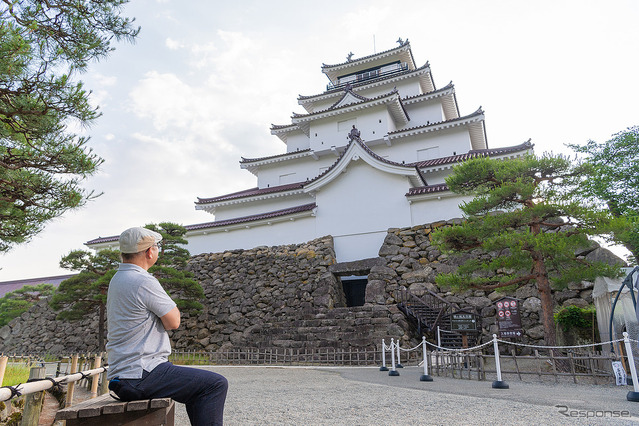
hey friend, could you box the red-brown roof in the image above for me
[411,141,533,168]
[85,204,317,246]
[406,183,449,197]
[187,203,317,230]
[240,149,312,164]
[196,182,306,205]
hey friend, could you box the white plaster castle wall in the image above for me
[186,215,317,255]
[314,160,412,243]
[403,101,445,126]
[257,156,334,188]
[375,129,472,164]
[409,194,470,225]
[212,193,315,221]
[333,231,388,262]
[283,131,308,152]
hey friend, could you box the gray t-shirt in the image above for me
[106,263,176,379]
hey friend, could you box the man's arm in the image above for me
[160,306,181,330]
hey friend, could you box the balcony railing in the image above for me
[327,62,409,91]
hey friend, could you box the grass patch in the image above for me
[1,363,32,387]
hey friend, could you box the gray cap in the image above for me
[119,227,162,253]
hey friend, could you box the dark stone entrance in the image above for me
[329,257,385,308]
[341,276,367,307]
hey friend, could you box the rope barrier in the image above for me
[495,338,625,350]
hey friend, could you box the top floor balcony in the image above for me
[327,62,409,91]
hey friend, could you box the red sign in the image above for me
[496,297,522,338]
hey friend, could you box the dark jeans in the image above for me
[109,362,228,426]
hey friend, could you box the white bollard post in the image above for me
[623,332,639,401]
[389,338,399,376]
[396,339,403,368]
[491,334,508,389]
[420,336,433,382]
[380,339,388,371]
[437,326,441,348]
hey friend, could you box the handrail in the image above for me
[0,366,107,402]
[326,63,410,91]
[397,288,456,332]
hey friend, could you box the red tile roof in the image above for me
[406,183,449,196]
[411,140,533,168]
[196,182,305,204]
[187,203,317,230]
[85,204,317,246]
[240,149,312,164]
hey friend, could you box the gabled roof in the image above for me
[289,89,409,136]
[196,135,423,211]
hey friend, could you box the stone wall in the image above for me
[370,220,622,350]
[0,222,618,355]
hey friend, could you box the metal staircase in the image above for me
[397,289,478,349]
[396,289,456,334]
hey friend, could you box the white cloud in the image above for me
[165,37,184,50]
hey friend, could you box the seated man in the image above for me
[107,227,227,426]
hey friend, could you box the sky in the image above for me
[1,0,638,281]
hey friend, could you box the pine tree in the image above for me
[50,249,121,352]
[146,222,204,312]
[0,1,139,252]
[432,153,621,346]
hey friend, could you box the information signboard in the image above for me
[496,297,523,338]
[451,311,478,331]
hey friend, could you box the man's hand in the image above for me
[160,306,181,330]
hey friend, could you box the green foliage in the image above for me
[0,283,54,327]
[0,1,139,252]
[432,153,621,345]
[433,153,620,291]
[1,363,31,387]
[50,249,120,320]
[554,305,596,332]
[50,248,120,351]
[146,222,204,313]
[569,126,639,263]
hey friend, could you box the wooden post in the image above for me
[90,355,102,398]
[66,354,79,408]
[0,356,7,386]
[20,366,46,426]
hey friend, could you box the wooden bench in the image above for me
[55,393,175,425]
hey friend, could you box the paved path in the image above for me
[172,366,639,425]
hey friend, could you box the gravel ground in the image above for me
[171,366,639,425]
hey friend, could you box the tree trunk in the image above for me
[98,303,105,353]
[534,260,557,346]
[530,220,557,347]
